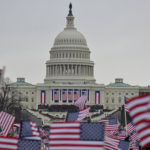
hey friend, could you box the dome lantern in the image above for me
[66,3,75,29]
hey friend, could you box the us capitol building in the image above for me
[10,4,150,114]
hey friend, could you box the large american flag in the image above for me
[68,89,73,101]
[54,89,60,102]
[0,136,18,150]
[0,111,15,136]
[74,95,88,110]
[126,93,150,149]
[74,89,80,101]
[62,89,67,102]
[49,122,104,150]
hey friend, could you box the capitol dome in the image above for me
[44,3,95,84]
[54,29,87,46]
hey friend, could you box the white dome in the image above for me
[54,28,87,46]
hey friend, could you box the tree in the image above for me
[0,82,25,122]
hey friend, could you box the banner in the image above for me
[74,89,80,101]
[54,89,60,103]
[62,89,67,103]
[68,89,73,103]
[95,90,100,104]
[41,90,46,105]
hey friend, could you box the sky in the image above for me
[0,0,150,86]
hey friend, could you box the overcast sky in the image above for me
[1,0,150,86]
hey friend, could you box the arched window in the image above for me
[112,98,114,103]
[118,97,121,103]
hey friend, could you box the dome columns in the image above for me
[46,64,94,77]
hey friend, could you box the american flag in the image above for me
[124,122,135,135]
[54,89,60,101]
[82,89,87,96]
[49,122,104,150]
[104,135,120,150]
[74,89,80,101]
[124,96,129,112]
[39,128,47,138]
[42,143,49,150]
[77,107,90,121]
[74,95,88,110]
[105,118,120,137]
[129,131,139,149]
[17,138,41,150]
[62,89,67,102]
[118,140,130,150]
[126,93,150,149]
[0,111,15,136]
[99,118,109,124]
[68,89,73,101]
[20,121,40,140]
[0,136,18,150]
[67,107,90,122]
[119,130,126,140]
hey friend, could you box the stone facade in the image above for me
[10,5,150,111]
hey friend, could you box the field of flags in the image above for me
[1,94,150,149]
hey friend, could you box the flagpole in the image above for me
[124,105,127,136]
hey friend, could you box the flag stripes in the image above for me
[50,122,80,141]
[0,111,15,136]
[0,136,18,150]
[104,135,120,150]
[49,140,104,150]
[49,122,104,150]
[74,95,88,110]
[127,94,150,148]
[77,107,90,121]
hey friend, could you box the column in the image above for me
[53,65,55,76]
[60,65,62,75]
[75,65,77,75]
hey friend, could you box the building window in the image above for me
[131,93,134,95]
[112,93,114,95]
[55,100,59,103]
[32,98,34,102]
[119,93,121,95]
[118,97,121,103]
[26,98,28,102]
[26,92,28,94]
[106,93,109,95]
[106,98,109,103]
[112,98,114,103]
[126,93,128,95]
[68,100,72,103]
[32,92,34,94]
